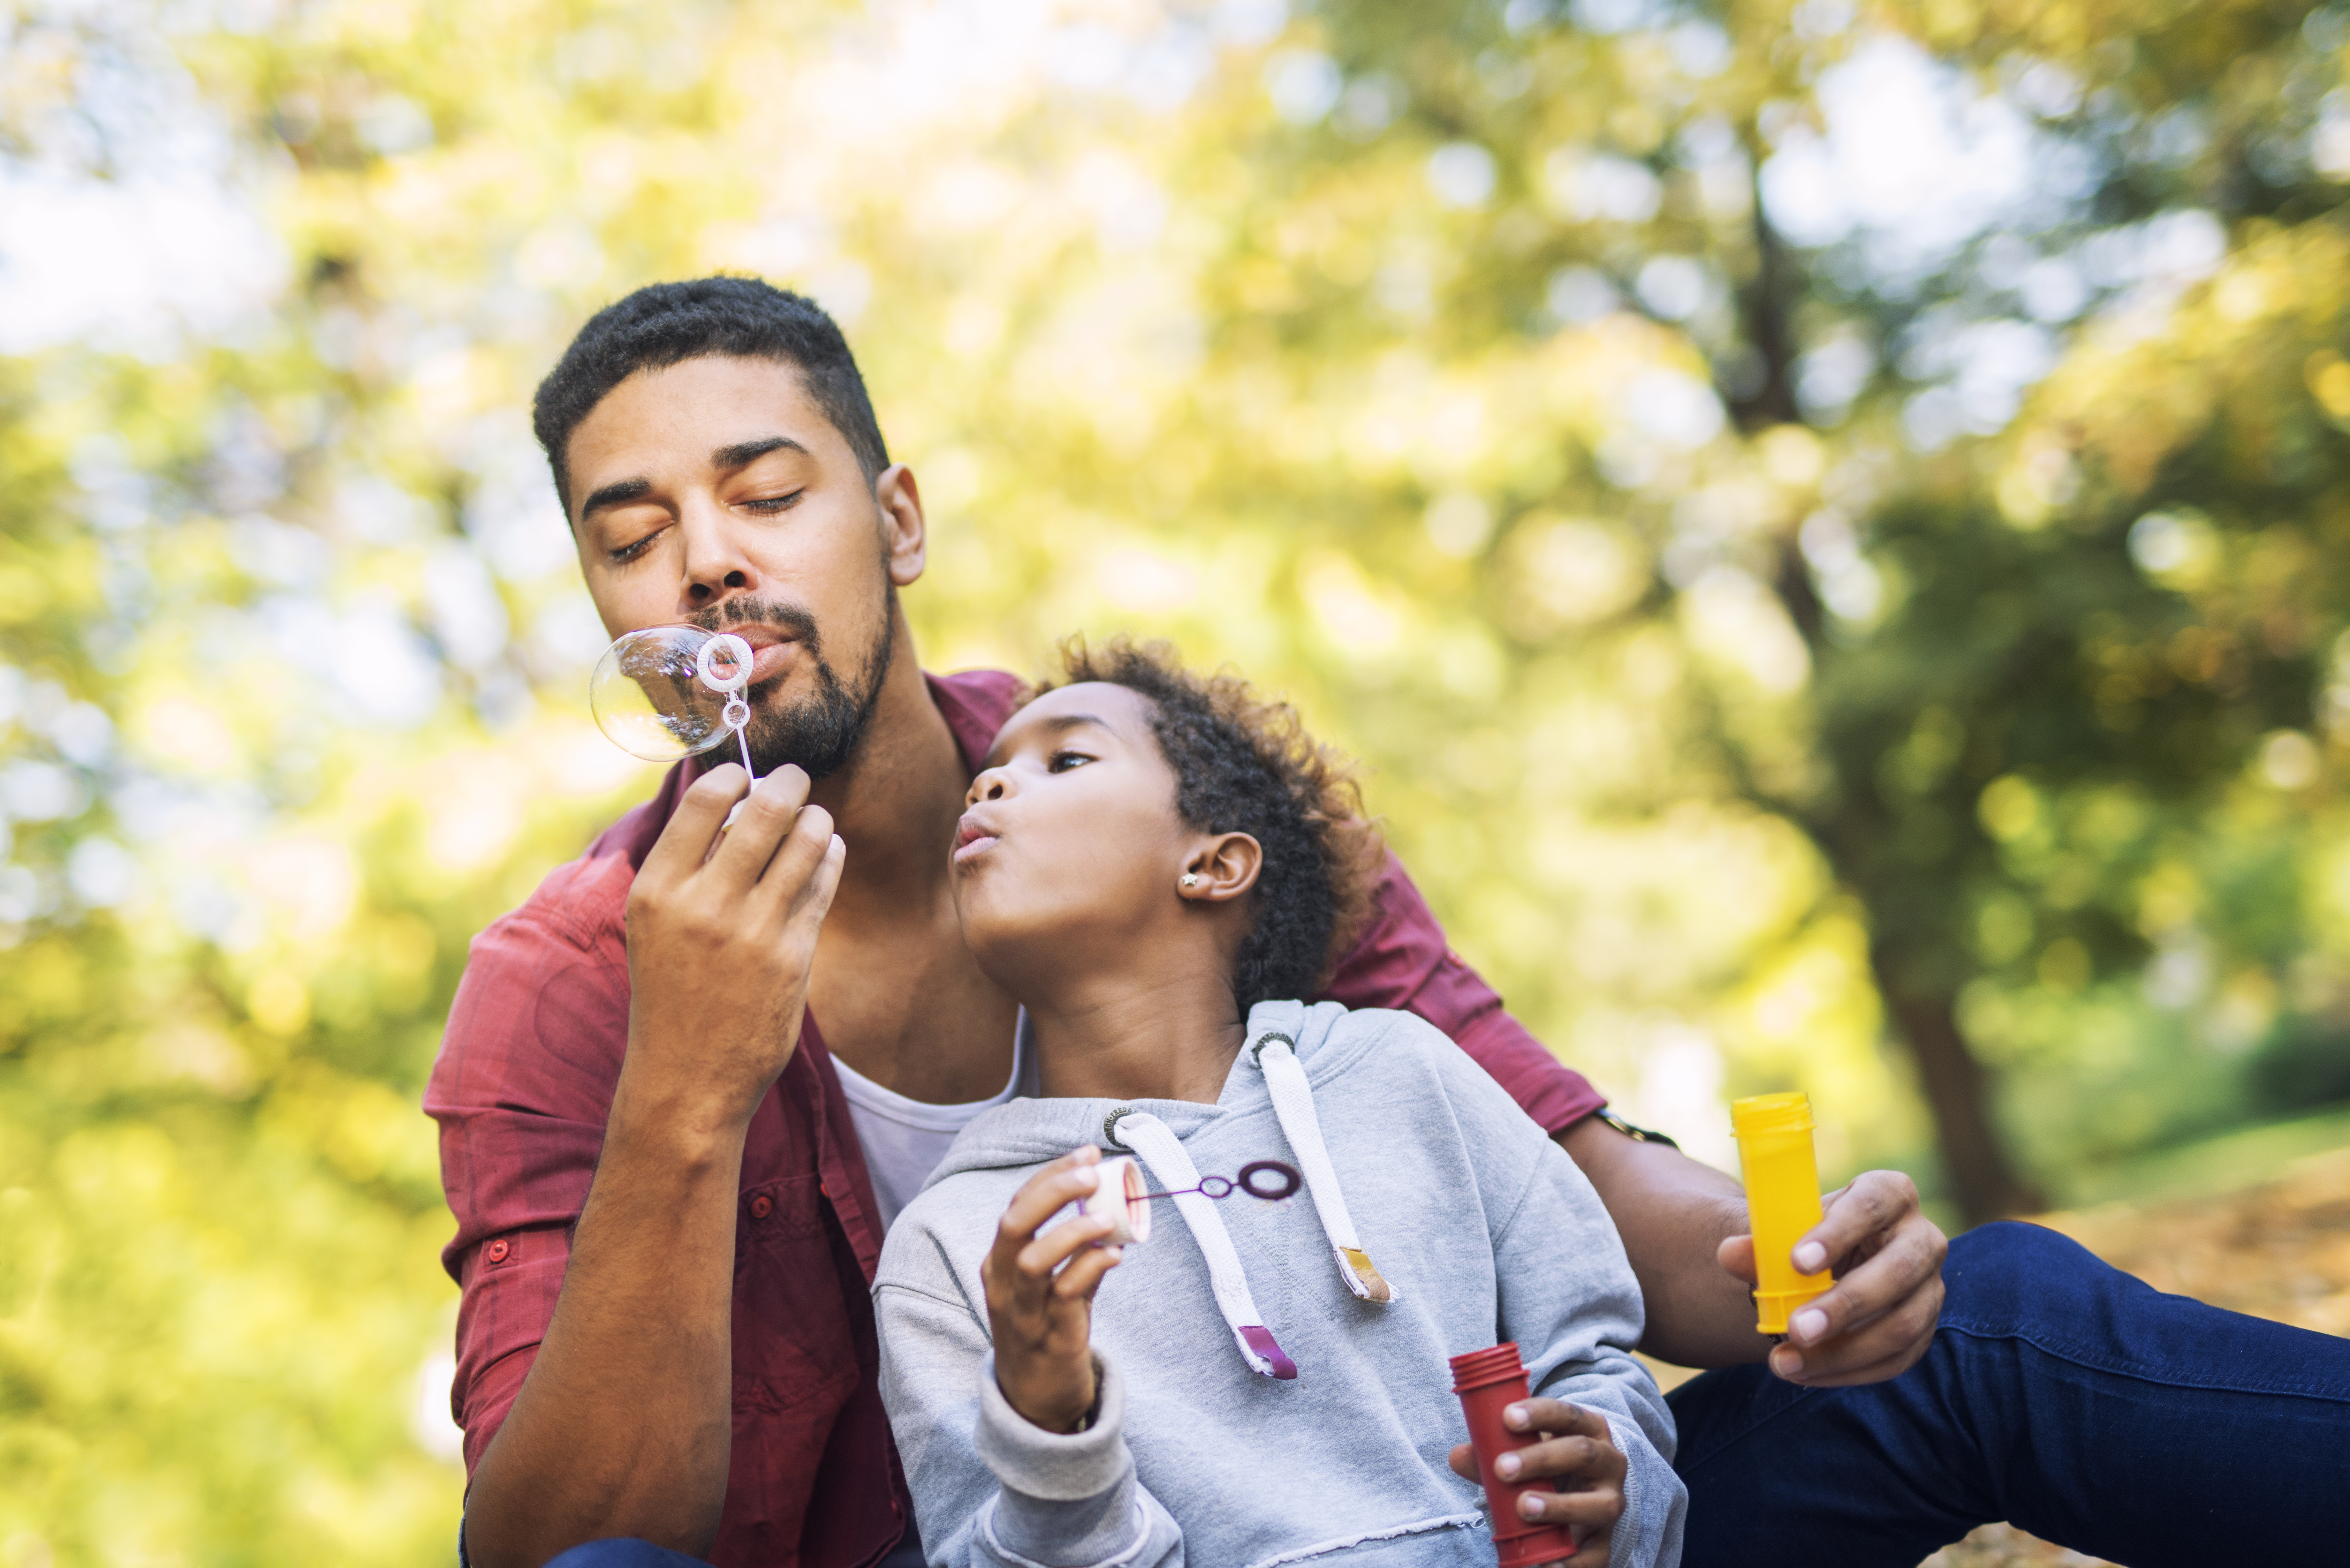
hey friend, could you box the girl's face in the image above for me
[951,682,1224,1000]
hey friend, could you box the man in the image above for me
[429,278,2350,1568]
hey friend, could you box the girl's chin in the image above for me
[963,911,1104,991]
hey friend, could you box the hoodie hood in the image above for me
[918,999,1352,1188]
[918,1000,1393,1384]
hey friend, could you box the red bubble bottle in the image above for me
[1450,1342,1579,1568]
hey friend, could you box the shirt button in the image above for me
[486,1239,510,1263]
[818,1180,831,1198]
[749,1195,772,1219]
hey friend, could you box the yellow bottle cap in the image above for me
[1731,1091,1813,1137]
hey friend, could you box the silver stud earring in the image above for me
[1180,873,1201,889]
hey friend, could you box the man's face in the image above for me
[564,354,920,778]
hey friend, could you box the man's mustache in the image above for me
[686,599,825,659]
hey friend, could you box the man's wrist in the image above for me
[605,1065,761,1168]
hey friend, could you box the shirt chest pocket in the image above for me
[730,1173,863,1416]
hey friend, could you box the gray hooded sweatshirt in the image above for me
[873,1000,1686,1568]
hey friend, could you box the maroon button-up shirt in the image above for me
[426,669,1607,1568]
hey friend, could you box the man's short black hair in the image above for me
[531,276,891,516]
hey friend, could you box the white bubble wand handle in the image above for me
[695,634,758,825]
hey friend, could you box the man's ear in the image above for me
[876,463,928,587]
[1178,833,1262,904]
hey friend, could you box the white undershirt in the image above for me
[833,1012,1039,1232]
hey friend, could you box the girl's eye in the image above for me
[742,490,804,515]
[1048,750,1093,773]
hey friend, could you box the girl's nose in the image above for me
[966,767,1010,806]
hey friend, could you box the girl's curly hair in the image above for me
[1033,636,1386,1014]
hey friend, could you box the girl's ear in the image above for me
[1178,833,1261,903]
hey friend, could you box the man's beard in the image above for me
[690,587,896,782]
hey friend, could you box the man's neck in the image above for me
[797,614,1020,1107]
[1024,962,1247,1106]
[806,606,968,928]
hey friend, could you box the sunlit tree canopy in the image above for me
[5,0,2350,1556]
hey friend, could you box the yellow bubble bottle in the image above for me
[1731,1092,1833,1334]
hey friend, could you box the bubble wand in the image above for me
[1080,1157,1300,1246]
[693,632,756,776]
[589,624,760,776]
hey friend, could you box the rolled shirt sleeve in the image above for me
[1320,851,1608,1135]
[425,855,633,1472]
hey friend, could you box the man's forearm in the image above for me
[463,1073,750,1568]
[1555,1118,1770,1370]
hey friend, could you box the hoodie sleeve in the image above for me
[1385,1016,1684,1568]
[1489,1138,1688,1568]
[875,1235,1186,1568]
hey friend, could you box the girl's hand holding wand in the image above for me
[983,1146,1127,1433]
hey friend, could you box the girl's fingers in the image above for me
[1017,1213,1118,1278]
[1520,1486,1624,1526]
[1497,1433,1624,1489]
[1050,1242,1125,1302]
[1504,1399,1615,1445]
[992,1150,1104,1254]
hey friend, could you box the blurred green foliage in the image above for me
[5,0,2350,1557]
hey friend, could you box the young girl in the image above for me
[873,640,1682,1568]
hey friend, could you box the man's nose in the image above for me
[676,494,758,609]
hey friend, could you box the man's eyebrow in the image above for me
[712,435,809,470]
[578,476,651,519]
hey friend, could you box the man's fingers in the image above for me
[1716,1234,1758,1287]
[1770,1270,1943,1385]
[1782,1203,1947,1349]
[1794,1169,1920,1276]
[639,764,752,885]
[747,800,836,918]
[705,765,814,890]
[1773,1333,1929,1387]
[1447,1442,1477,1482]
[789,833,847,932]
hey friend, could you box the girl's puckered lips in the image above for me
[952,812,1001,865]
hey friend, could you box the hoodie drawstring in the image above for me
[1246,1028,1399,1305]
[1107,1108,1299,1380]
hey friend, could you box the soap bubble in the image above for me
[589,624,749,762]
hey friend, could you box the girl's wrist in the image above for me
[1001,1366,1099,1434]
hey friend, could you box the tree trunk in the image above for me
[1727,149,2042,1227]
[1870,953,2045,1225]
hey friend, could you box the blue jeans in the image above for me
[1669,1220,2350,1567]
